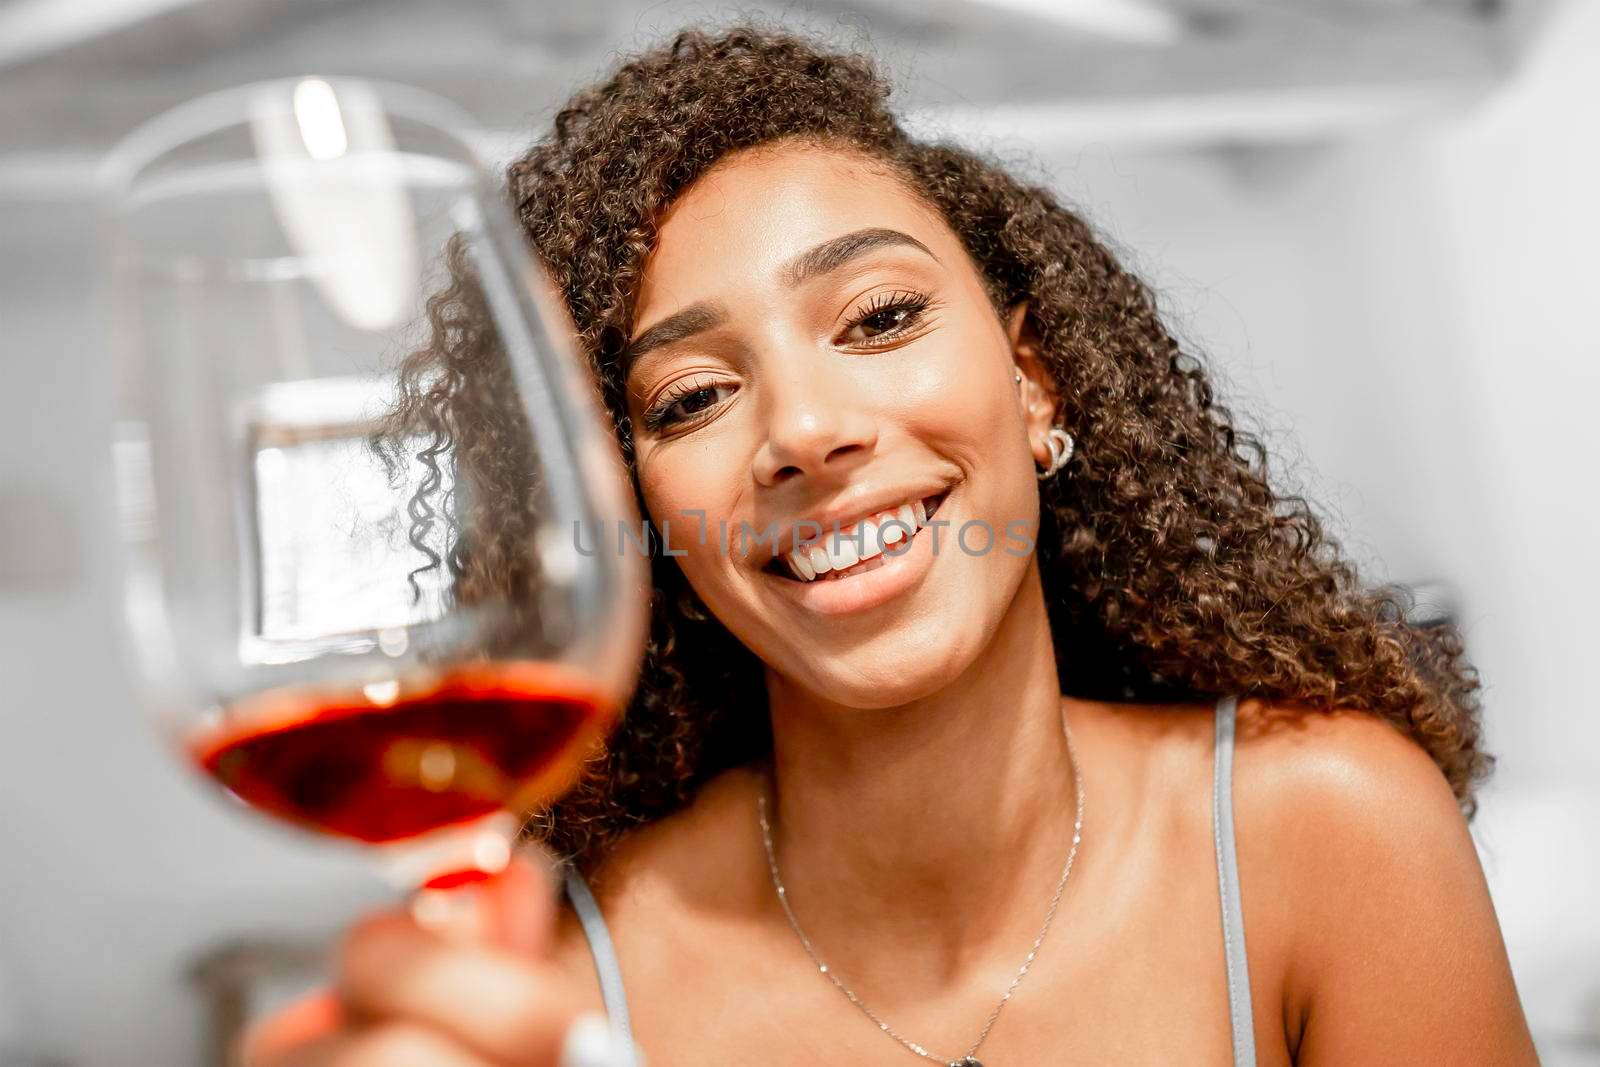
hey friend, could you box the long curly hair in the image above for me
[382,23,1490,872]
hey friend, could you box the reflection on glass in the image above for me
[245,377,452,655]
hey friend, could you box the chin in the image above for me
[783,620,985,710]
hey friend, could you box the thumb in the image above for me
[238,988,343,1063]
[408,846,563,957]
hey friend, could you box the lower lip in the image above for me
[759,500,946,616]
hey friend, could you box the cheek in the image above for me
[891,330,1040,557]
[636,448,744,587]
[895,326,1031,476]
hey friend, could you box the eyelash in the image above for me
[639,289,935,433]
[841,289,934,348]
[640,374,731,434]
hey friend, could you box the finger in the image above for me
[408,850,561,956]
[336,913,586,1065]
[488,846,563,956]
[252,1021,492,1067]
[239,989,344,1065]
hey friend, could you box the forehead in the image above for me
[635,144,946,309]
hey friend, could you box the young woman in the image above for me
[246,25,1538,1067]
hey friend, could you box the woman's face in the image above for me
[624,142,1058,707]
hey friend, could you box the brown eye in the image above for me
[839,290,932,348]
[642,379,736,433]
[675,386,721,416]
[856,306,913,338]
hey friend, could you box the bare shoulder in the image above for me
[1223,699,1535,1063]
[1226,698,1472,868]
[1222,697,1480,925]
[547,763,769,982]
[583,763,768,907]
[1073,693,1461,818]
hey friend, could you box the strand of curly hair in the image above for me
[375,22,1490,874]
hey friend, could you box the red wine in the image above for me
[191,662,609,845]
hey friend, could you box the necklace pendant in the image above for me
[951,1060,983,1067]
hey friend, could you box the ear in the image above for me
[1005,301,1061,470]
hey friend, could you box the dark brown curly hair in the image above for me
[382,22,1490,872]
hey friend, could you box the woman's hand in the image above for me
[240,852,638,1067]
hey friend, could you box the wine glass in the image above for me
[104,77,647,892]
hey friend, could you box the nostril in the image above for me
[759,435,875,489]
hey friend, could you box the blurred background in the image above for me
[1,0,1596,1063]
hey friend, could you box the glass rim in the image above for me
[98,74,489,198]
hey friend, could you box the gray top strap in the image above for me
[1213,693,1257,1066]
[562,866,639,1064]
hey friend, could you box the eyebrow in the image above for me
[622,227,941,372]
[622,302,726,370]
[779,226,941,289]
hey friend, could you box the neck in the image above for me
[760,560,1082,988]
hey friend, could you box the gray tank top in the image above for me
[561,694,1256,1066]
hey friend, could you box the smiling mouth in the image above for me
[761,490,949,583]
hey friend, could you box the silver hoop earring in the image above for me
[1036,425,1074,480]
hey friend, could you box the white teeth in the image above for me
[858,517,884,559]
[788,551,815,581]
[829,533,860,570]
[780,493,942,583]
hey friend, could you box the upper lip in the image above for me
[749,481,951,568]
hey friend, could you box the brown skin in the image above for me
[247,143,1536,1065]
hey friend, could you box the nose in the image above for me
[752,362,879,488]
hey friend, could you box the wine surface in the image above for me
[192,662,605,844]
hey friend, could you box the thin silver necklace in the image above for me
[757,700,1086,1067]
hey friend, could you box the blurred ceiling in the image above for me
[0,0,1554,183]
